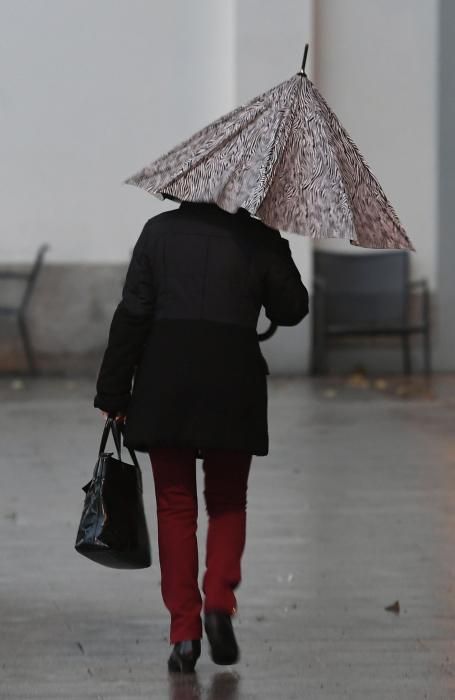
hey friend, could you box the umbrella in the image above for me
[124,45,414,251]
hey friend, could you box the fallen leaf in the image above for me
[347,370,370,389]
[10,379,24,390]
[323,389,337,398]
[4,511,17,520]
[385,600,400,614]
[374,378,388,390]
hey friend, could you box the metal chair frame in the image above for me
[311,251,431,377]
[0,244,50,375]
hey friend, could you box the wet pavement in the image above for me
[1,374,454,699]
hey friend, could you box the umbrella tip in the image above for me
[298,43,309,76]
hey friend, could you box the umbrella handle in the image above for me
[257,322,277,342]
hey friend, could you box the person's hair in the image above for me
[162,193,181,203]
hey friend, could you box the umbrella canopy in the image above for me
[124,50,414,251]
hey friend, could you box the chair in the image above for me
[311,250,431,376]
[0,244,50,375]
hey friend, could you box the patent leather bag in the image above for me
[74,417,152,569]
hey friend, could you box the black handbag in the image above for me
[74,416,152,569]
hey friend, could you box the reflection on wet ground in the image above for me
[169,670,240,700]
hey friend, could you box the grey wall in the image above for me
[435,0,455,371]
[0,264,126,376]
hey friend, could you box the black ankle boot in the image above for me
[167,639,201,673]
[204,611,240,665]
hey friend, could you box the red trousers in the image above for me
[148,446,252,644]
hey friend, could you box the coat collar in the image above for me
[178,200,252,218]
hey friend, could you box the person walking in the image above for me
[94,199,309,673]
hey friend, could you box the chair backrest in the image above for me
[314,250,410,327]
[21,244,50,310]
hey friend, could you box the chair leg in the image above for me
[402,333,412,376]
[319,337,329,375]
[312,334,328,375]
[423,328,432,378]
[17,314,37,376]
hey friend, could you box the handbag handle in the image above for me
[98,417,140,470]
[112,419,141,470]
[98,417,119,458]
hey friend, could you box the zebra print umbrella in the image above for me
[123,49,413,251]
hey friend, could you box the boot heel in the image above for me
[204,611,240,665]
[168,654,197,674]
[180,658,197,673]
[167,639,201,673]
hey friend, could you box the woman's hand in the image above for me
[100,410,126,423]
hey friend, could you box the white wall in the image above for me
[0,0,235,262]
[314,0,438,289]
[3,0,434,278]
[0,0,441,372]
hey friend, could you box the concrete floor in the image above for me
[0,374,454,699]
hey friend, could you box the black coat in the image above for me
[94,201,309,456]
